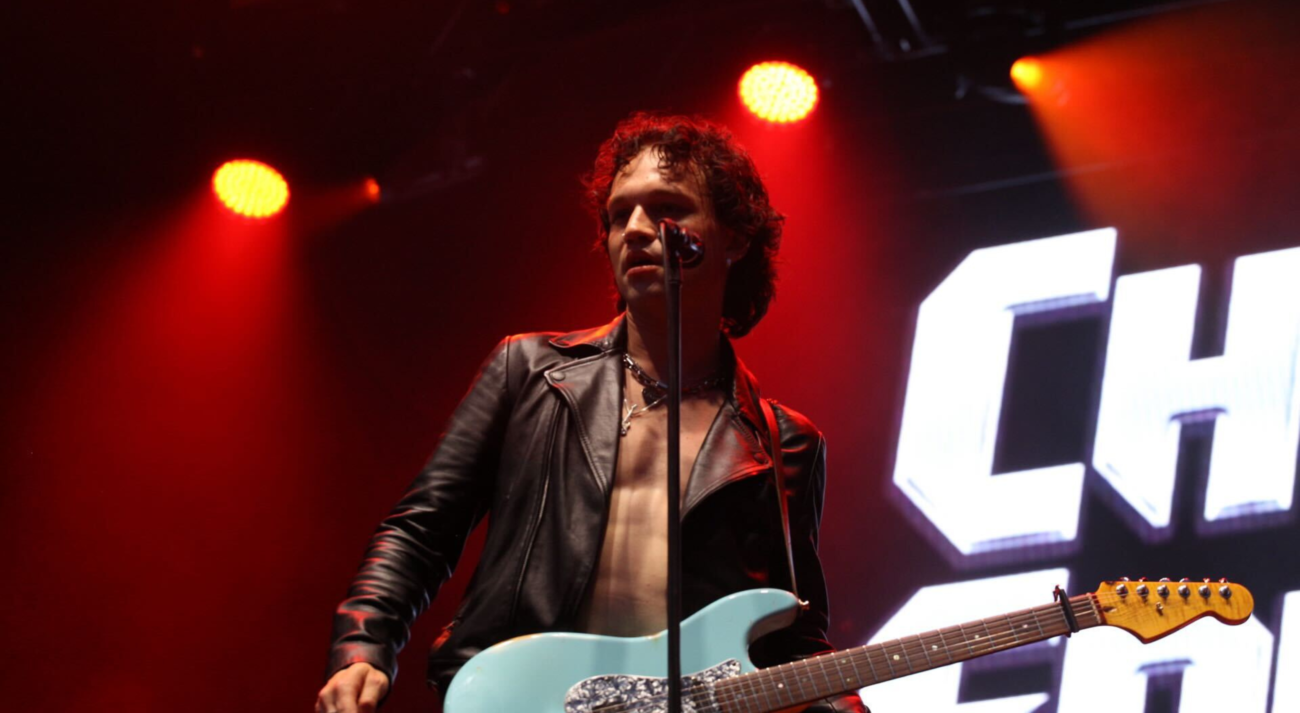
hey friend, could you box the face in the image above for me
[604,148,745,312]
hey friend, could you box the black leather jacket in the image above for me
[327,316,866,712]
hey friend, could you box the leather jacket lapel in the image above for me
[683,407,771,515]
[544,352,622,494]
[544,317,625,494]
[542,313,775,510]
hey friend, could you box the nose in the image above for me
[623,205,658,245]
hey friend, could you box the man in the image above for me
[316,113,867,713]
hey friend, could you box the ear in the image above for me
[725,230,751,264]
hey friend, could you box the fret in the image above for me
[829,654,847,691]
[897,636,917,673]
[790,660,807,705]
[781,664,800,703]
[788,662,805,707]
[936,626,954,664]
[717,679,742,713]
[758,670,778,712]
[958,622,976,658]
[765,665,786,709]
[881,640,899,677]
[844,648,866,688]
[1005,612,1023,645]
[716,681,732,713]
[918,632,935,668]
[1031,605,1046,638]
[795,662,814,700]
[740,670,760,713]
[862,644,881,682]
[816,655,835,698]
[979,617,996,653]
[837,652,861,690]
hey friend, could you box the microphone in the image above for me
[658,219,705,268]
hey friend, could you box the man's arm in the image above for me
[323,336,515,690]
[753,407,869,713]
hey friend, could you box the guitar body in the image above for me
[443,589,802,713]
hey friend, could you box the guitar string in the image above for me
[611,600,1087,713]
[717,599,1092,713]
[609,598,1093,713]
[598,598,1094,713]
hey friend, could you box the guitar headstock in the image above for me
[1092,578,1253,643]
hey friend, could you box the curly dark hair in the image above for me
[582,112,784,338]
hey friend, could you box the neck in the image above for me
[713,594,1103,713]
[624,307,723,386]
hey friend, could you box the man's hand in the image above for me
[316,662,390,713]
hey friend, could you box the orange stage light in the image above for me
[739,61,819,124]
[1010,57,1045,93]
[212,160,290,218]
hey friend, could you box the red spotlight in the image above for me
[739,61,819,124]
[1010,57,1045,94]
[212,159,289,218]
[363,177,381,203]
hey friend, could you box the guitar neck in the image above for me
[714,593,1103,713]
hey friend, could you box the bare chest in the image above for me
[575,380,725,637]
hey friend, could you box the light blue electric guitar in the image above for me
[445,580,1252,713]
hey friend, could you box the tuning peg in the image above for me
[1117,582,1129,597]
[1121,576,1131,582]
[1178,582,1191,598]
[1219,577,1229,584]
[1160,578,1171,582]
[1219,585,1232,599]
[1179,577,1190,583]
[1138,577,1147,582]
[1157,582,1170,598]
[1198,583,1211,598]
[1137,583,1149,598]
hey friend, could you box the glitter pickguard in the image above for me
[563,659,741,713]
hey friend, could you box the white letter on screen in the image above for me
[1057,611,1273,713]
[1275,591,1300,713]
[894,229,1116,556]
[1092,247,1300,533]
[858,569,1070,713]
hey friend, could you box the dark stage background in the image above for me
[3,1,1298,712]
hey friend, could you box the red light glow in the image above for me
[739,61,819,124]
[212,159,290,218]
[1010,57,1045,93]
[364,177,381,203]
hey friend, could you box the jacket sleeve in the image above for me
[752,416,870,713]
[325,336,514,687]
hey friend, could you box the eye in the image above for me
[654,203,690,219]
[609,208,631,226]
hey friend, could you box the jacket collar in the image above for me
[546,314,772,511]
[549,314,767,431]
[548,318,623,353]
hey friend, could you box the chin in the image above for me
[620,284,666,312]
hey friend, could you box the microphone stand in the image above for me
[659,219,704,713]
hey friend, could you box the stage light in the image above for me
[363,177,381,203]
[212,159,290,218]
[1010,57,1045,93]
[739,61,819,124]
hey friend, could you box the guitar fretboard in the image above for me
[712,594,1102,713]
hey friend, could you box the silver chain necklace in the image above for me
[619,353,724,436]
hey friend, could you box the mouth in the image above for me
[624,253,661,273]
